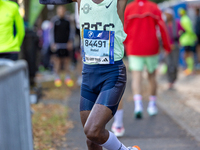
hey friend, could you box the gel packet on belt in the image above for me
[39,0,73,5]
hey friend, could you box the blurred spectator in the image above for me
[0,0,25,61]
[41,20,52,70]
[178,8,197,75]
[50,6,73,87]
[124,0,171,118]
[164,8,182,90]
[195,8,200,69]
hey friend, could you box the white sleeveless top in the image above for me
[79,0,127,64]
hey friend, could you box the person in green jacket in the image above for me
[0,0,25,61]
[178,8,197,75]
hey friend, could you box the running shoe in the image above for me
[111,125,125,137]
[128,145,141,150]
[147,102,158,116]
[54,79,62,87]
[183,68,192,76]
[134,101,143,119]
[65,78,74,87]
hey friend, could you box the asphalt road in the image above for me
[63,74,200,150]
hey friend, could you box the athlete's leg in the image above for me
[83,104,112,149]
[132,71,142,95]
[80,72,103,149]
[52,55,60,74]
[147,70,158,115]
[113,99,123,127]
[52,55,62,86]
[111,100,125,137]
[63,56,74,86]
[63,57,71,76]
[147,70,157,96]
[84,104,128,150]
[80,102,124,150]
[128,56,144,118]
[80,110,103,150]
[184,47,194,75]
[113,100,123,127]
[132,71,143,118]
[146,55,159,116]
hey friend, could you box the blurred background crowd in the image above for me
[1,0,200,88]
[1,0,200,149]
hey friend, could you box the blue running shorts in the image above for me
[80,60,127,115]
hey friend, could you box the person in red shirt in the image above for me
[124,0,171,118]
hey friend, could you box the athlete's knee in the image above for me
[86,139,97,147]
[84,124,102,141]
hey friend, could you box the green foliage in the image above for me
[65,3,75,13]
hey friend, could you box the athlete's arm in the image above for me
[72,0,81,14]
[117,0,128,25]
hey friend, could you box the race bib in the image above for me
[82,29,115,64]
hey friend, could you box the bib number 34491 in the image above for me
[82,29,115,64]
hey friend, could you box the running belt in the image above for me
[39,0,73,5]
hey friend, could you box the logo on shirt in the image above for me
[105,1,113,9]
[82,3,92,14]
[102,58,108,62]
[88,31,94,39]
[97,32,103,38]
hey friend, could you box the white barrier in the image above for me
[0,59,33,150]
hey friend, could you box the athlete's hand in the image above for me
[67,41,73,51]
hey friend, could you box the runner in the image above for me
[124,0,171,119]
[40,0,141,149]
[50,6,74,87]
[75,0,141,149]
[178,8,197,75]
